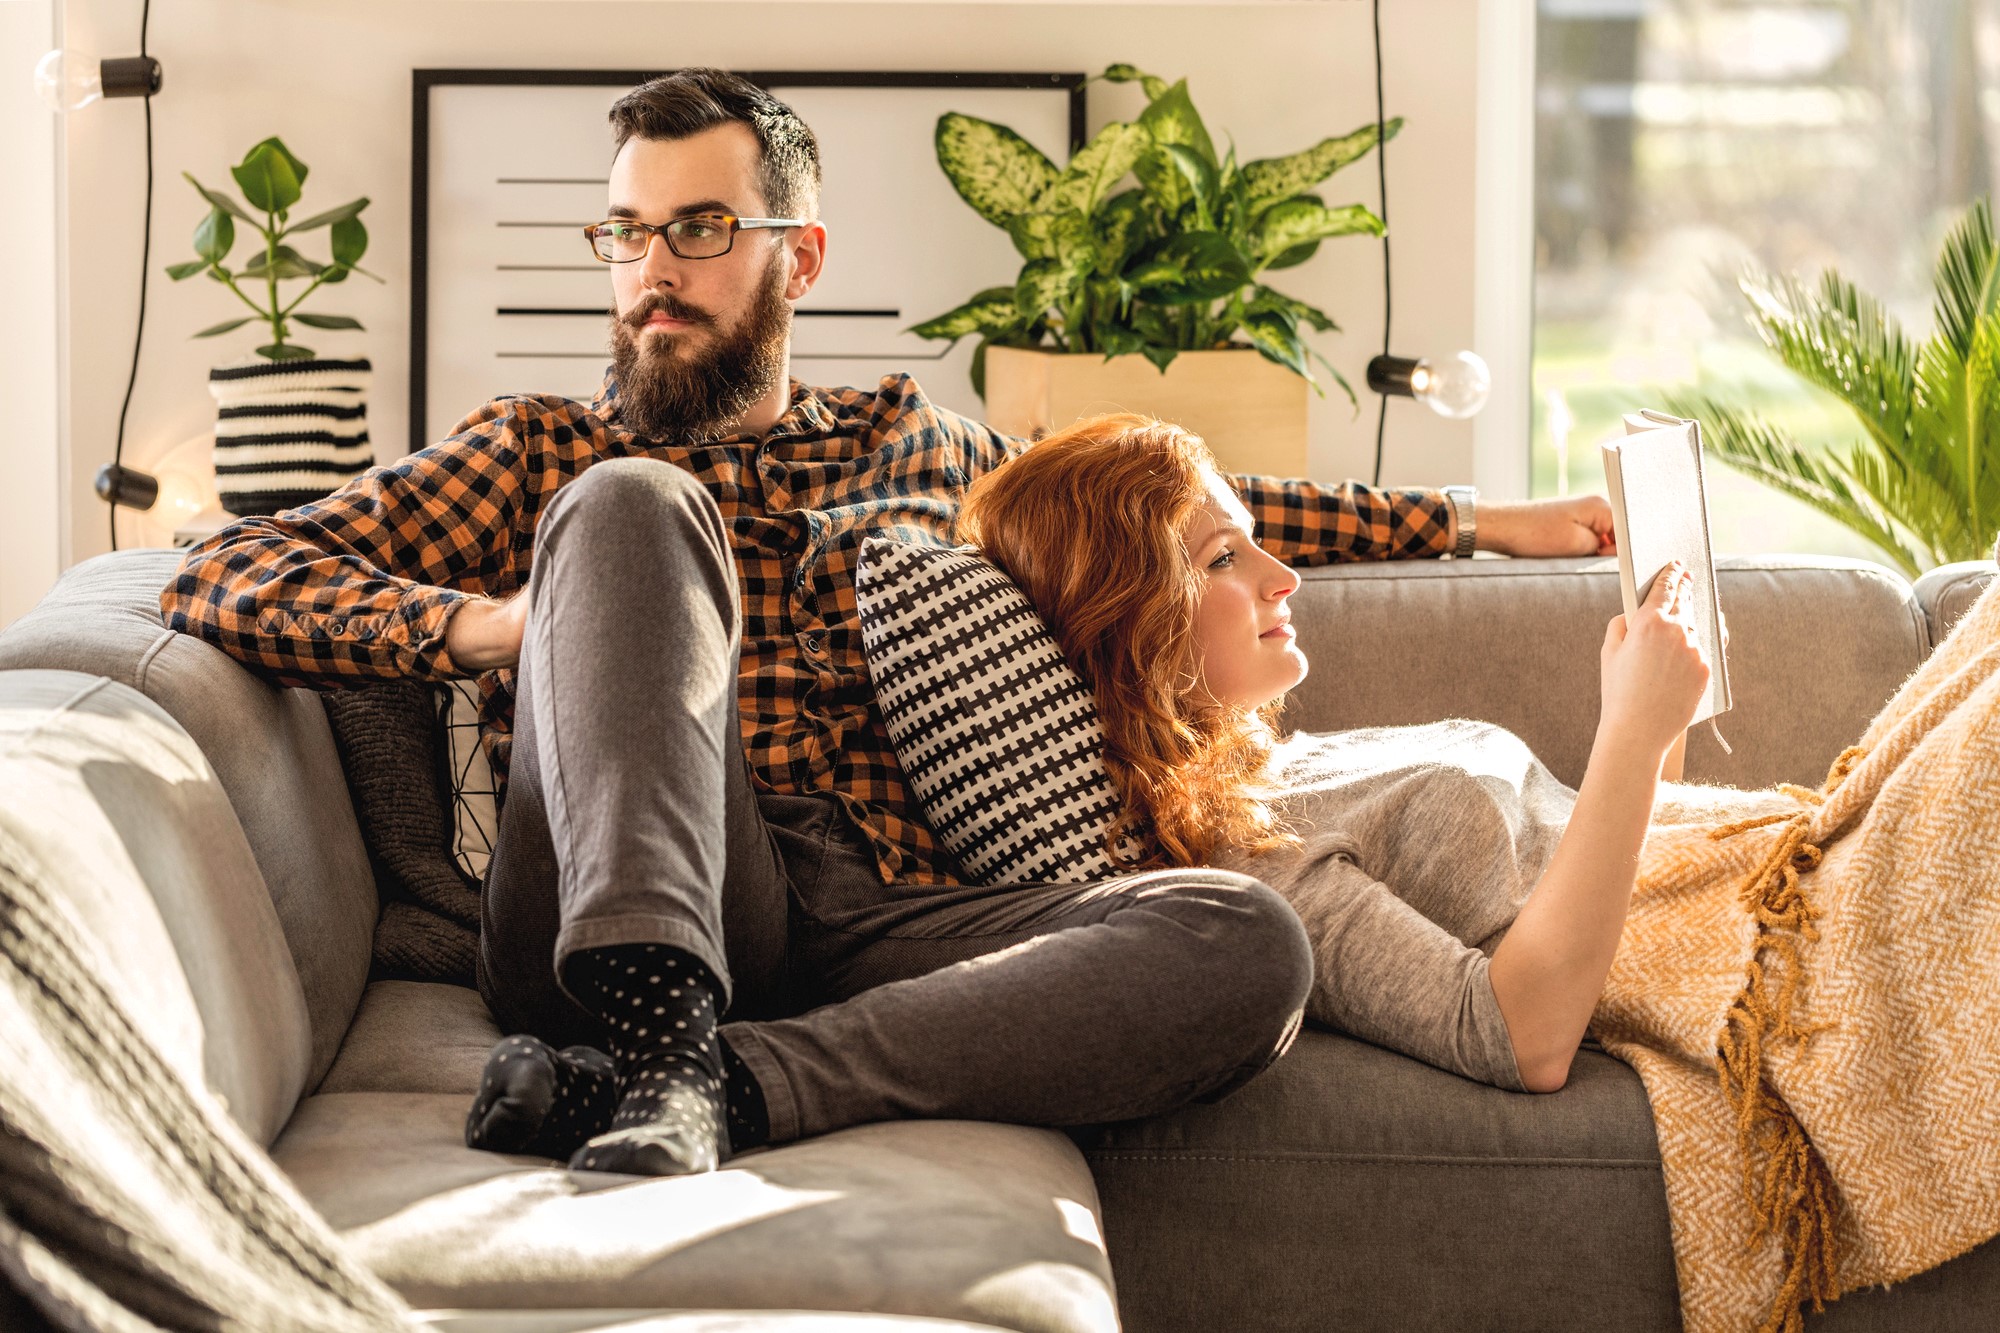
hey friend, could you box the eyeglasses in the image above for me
[583,214,802,263]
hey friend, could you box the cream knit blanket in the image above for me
[1591,573,2000,1333]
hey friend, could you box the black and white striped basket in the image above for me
[207,357,373,516]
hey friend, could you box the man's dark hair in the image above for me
[608,69,821,220]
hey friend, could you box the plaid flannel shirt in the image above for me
[161,371,1453,887]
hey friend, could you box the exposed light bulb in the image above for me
[156,469,207,524]
[33,49,162,114]
[1366,350,1493,420]
[35,49,101,112]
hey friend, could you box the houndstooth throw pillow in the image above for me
[855,537,1147,883]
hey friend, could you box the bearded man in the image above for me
[162,69,1612,1177]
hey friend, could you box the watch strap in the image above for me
[1443,486,1477,559]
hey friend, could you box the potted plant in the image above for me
[168,137,381,516]
[911,64,1396,473]
[1668,199,2000,578]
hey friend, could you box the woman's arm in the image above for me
[1487,562,1711,1092]
[1659,729,1688,783]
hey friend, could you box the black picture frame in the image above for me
[409,68,1088,453]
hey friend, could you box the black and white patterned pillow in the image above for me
[855,536,1146,883]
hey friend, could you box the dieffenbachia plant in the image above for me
[911,63,1399,403]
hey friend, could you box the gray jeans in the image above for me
[475,457,1313,1146]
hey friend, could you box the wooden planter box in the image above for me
[983,346,1310,476]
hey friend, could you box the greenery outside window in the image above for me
[1532,0,1996,563]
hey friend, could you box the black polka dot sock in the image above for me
[720,1033,770,1152]
[563,942,729,1177]
[463,1035,617,1158]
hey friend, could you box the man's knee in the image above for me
[544,457,719,545]
[1147,871,1312,1056]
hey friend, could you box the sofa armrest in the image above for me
[0,549,377,1091]
[1282,554,1928,792]
[1914,560,1997,644]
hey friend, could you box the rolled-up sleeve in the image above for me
[160,401,531,689]
[1231,474,1453,565]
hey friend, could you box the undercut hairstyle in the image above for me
[608,69,822,221]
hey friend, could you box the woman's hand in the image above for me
[1598,561,1710,759]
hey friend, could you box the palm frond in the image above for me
[1667,393,1925,577]
[1930,198,2000,358]
[1737,266,1917,468]
[1839,442,1973,567]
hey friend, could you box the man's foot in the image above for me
[464,1035,617,1158]
[562,942,728,1177]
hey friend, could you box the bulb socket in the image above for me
[1366,354,1422,399]
[100,56,162,99]
[96,463,160,511]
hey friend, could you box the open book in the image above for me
[1600,410,1733,742]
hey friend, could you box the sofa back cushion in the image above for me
[1283,554,1930,791]
[0,669,312,1146]
[0,550,376,1092]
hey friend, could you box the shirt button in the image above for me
[803,633,823,654]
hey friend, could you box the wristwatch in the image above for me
[1442,485,1478,559]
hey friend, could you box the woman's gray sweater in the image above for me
[1215,719,1581,1092]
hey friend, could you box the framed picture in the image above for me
[410,69,1086,451]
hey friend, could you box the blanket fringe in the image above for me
[1705,745,1864,1333]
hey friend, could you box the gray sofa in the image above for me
[3,545,1998,1332]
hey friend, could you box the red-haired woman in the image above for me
[958,412,2000,1333]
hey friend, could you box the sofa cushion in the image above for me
[853,538,1142,884]
[0,669,311,1146]
[1283,554,1928,792]
[271,1093,1115,1333]
[1086,1028,1678,1331]
[423,1313,1013,1332]
[0,550,377,1090]
[320,679,481,985]
[1085,1027,2000,1332]
[316,979,498,1096]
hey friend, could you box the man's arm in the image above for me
[1232,472,1618,564]
[160,403,533,689]
[1231,475,1456,564]
[1467,494,1617,558]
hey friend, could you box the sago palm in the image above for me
[1668,199,2000,579]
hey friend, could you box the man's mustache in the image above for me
[618,294,716,329]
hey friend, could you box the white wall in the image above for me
[2,0,64,627]
[54,0,1506,571]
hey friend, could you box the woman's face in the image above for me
[1183,468,1308,710]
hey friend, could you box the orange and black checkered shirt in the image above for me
[161,371,1453,887]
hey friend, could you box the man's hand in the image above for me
[1474,495,1616,558]
[445,588,530,671]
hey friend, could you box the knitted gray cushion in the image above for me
[318,681,479,986]
[854,537,1145,884]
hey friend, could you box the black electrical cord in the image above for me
[1370,0,1391,488]
[108,0,155,551]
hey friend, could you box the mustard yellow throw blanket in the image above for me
[1592,573,2000,1332]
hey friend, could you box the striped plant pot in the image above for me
[208,357,373,516]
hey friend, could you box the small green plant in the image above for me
[1669,200,2000,577]
[166,137,381,362]
[911,64,1397,403]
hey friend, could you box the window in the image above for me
[1531,0,1989,563]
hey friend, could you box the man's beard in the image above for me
[608,257,791,441]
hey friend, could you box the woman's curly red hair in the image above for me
[957,413,1297,868]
